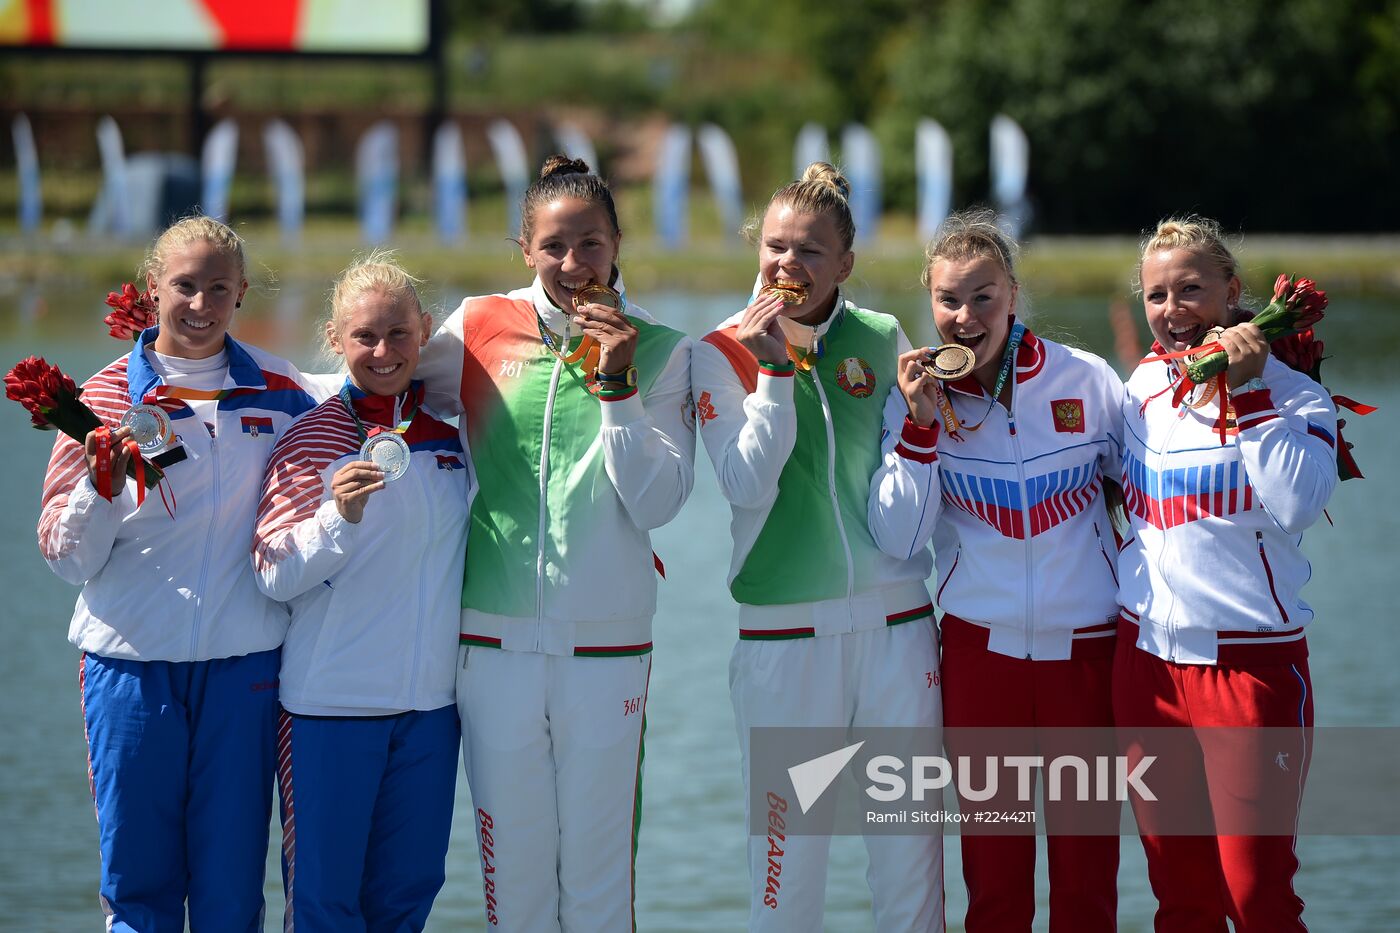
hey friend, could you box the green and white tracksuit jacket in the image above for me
[417,276,695,656]
[692,298,935,636]
[696,298,946,933]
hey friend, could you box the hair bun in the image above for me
[800,161,850,201]
[540,154,592,180]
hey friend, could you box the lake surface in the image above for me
[1,281,1396,931]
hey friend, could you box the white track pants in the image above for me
[730,620,945,933]
[457,646,651,933]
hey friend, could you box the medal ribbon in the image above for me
[142,386,236,403]
[933,322,1026,439]
[92,424,147,509]
[931,380,962,439]
[1136,341,1231,445]
[783,300,844,372]
[338,382,418,445]
[785,333,825,372]
[536,313,596,365]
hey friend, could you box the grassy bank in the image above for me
[2,177,1398,300]
[4,219,1398,304]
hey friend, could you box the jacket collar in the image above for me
[340,378,425,428]
[126,326,265,405]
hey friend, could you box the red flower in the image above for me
[5,356,66,425]
[1270,328,1324,383]
[1186,272,1330,383]
[1286,278,1328,321]
[6,356,166,492]
[103,283,158,340]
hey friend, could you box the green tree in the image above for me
[876,0,1400,232]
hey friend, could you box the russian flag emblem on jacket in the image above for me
[241,416,274,437]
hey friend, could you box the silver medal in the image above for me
[119,404,174,453]
[361,432,411,482]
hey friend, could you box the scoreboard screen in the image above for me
[1,0,431,54]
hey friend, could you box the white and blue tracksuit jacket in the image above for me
[868,329,1126,660]
[1118,351,1338,665]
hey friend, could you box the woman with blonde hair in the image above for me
[869,208,1125,932]
[1116,216,1336,932]
[36,216,325,930]
[693,162,944,932]
[253,254,472,930]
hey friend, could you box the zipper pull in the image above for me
[1007,414,1017,436]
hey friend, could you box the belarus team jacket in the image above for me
[692,296,935,639]
[868,328,1125,660]
[415,276,694,657]
[37,328,323,662]
[251,382,473,715]
[1118,351,1338,665]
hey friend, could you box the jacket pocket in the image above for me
[1256,531,1290,624]
[1094,522,1119,587]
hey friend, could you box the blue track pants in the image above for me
[277,704,460,932]
[80,648,281,933]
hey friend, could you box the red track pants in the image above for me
[941,615,1119,933]
[1113,624,1312,933]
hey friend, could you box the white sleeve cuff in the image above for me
[70,472,122,515]
[316,497,359,542]
[599,392,647,427]
[755,371,795,406]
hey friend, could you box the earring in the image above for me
[151,295,159,303]
[235,301,241,308]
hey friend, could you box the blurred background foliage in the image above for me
[2,0,1398,232]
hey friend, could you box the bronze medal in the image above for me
[922,343,977,381]
[1186,327,1227,408]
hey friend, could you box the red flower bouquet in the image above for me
[6,356,163,490]
[1186,275,1327,384]
[104,283,158,340]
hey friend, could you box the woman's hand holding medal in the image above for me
[572,286,638,374]
[735,291,788,363]
[1213,322,1270,390]
[897,348,943,428]
[332,460,386,524]
[84,425,136,490]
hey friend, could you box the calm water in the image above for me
[1,282,1396,931]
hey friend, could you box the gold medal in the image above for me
[760,281,809,306]
[572,282,622,311]
[922,343,976,381]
